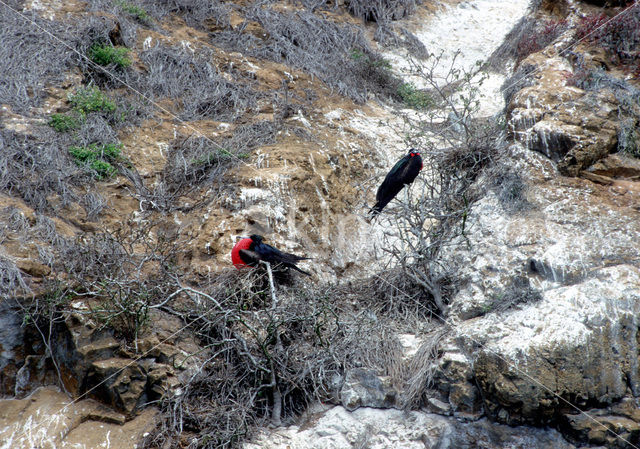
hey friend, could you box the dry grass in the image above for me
[134,44,258,121]
[0,6,80,113]
[400,326,448,408]
[0,255,30,297]
[210,5,406,103]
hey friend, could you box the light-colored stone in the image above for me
[439,114,640,429]
[244,405,576,449]
[0,386,157,449]
[508,54,621,177]
[340,368,397,411]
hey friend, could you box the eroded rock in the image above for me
[508,53,621,177]
[340,368,398,411]
[0,301,24,396]
[0,386,157,449]
[563,412,640,448]
[434,138,640,440]
[245,405,577,449]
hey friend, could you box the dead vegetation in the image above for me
[0,255,29,298]
[141,266,445,448]
[0,127,82,212]
[133,44,259,121]
[0,5,79,113]
[210,5,408,103]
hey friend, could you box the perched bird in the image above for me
[231,234,311,275]
[370,149,423,217]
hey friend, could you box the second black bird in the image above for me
[233,234,311,275]
[370,149,423,217]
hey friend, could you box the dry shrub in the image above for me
[379,121,505,316]
[0,255,30,298]
[487,13,567,70]
[490,275,543,313]
[55,222,181,343]
[0,128,82,212]
[369,48,507,317]
[163,135,240,189]
[122,121,277,213]
[576,4,640,75]
[501,63,536,107]
[142,265,447,448]
[491,167,531,214]
[400,326,447,408]
[210,6,404,103]
[139,0,231,28]
[346,0,417,21]
[143,274,338,448]
[516,18,567,62]
[0,6,80,113]
[135,44,258,121]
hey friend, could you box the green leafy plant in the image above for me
[88,43,132,68]
[191,148,250,167]
[116,0,151,23]
[69,142,122,179]
[68,86,116,115]
[350,48,392,70]
[48,113,81,132]
[397,83,434,110]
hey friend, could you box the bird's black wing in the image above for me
[383,154,412,182]
[370,155,411,216]
[253,242,311,275]
[398,153,422,185]
[238,249,262,266]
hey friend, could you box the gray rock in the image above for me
[563,413,640,448]
[427,397,451,415]
[245,406,576,449]
[340,368,397,411]
[434,140,640,433]
[0,301,25,395]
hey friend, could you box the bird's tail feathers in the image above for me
[368,203,383,219]
[289,264,311,276]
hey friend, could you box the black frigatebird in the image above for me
[370,149,423,217]
[231,234,311,275]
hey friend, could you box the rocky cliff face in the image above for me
[2,0,640,448]
[431,1,640,448]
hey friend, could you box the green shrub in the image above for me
[397,83,434,110]
[69,142,122,179]
[88,43,132,68]
[117,0,151,23]
[68,86,116,115]
[350,49,392,70]
[48,113,81,132]
[349,48,403,101]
